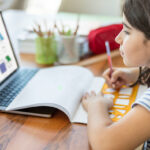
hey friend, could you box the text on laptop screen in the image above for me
[0,15,18,83]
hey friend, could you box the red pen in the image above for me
[105,41,113,77]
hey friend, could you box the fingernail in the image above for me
[112,84,115,88]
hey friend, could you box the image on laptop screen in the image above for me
[0,13,18,84]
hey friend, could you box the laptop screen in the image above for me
[0,13,18,84]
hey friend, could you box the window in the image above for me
[26,0,62,14]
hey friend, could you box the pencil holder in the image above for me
[57,35,80,64]
[35,36,57,65]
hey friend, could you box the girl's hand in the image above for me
[102,67,139,89]
[82,91,113,112]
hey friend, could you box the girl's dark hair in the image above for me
[130,67,150,88]
[123,0,150,39]
[123,0,150,87]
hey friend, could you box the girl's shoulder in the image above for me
[132,87,150,111]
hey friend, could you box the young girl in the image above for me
[82,0,150,149]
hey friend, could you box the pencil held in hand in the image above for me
[105,41,113,77]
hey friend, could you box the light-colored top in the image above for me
[132,88,150,150]
[132,88,150,111]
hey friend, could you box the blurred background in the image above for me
[0,0,123,16]
[0,0,124,58]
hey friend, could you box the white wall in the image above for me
[0,0,28,10]
[59,0,123,16]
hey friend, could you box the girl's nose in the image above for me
[115,31,123,45]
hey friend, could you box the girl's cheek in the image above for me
[122,36,130,50]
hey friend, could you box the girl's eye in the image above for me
[123,30,130,35]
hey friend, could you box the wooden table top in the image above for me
[0,52,125,150]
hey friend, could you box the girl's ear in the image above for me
[145,39,150,57]
[144,38,150,46]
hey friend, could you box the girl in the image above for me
[82,0,150,149]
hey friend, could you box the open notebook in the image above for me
[5,66,147,124]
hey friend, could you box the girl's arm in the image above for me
[83,93,150,150]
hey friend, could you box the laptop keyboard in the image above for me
[0,68,39,107]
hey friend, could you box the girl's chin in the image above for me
[123,58,132,66]
[123,59,140,67]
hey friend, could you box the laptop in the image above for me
[0,12,56,117]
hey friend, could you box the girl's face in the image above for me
[115,14,150,67]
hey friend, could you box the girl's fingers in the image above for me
[83,92,94,99]
[82,92,89,100]
[103,68,118,88]
[82,91,97,101]
[105,75,113,88]
[111,70,123,83]
[91,91,96,96]
[82,95,86,100]
[112,80,126,89]
[103,68,110,77]
[103,72,113,87]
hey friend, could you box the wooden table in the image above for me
[1,52,141,150]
